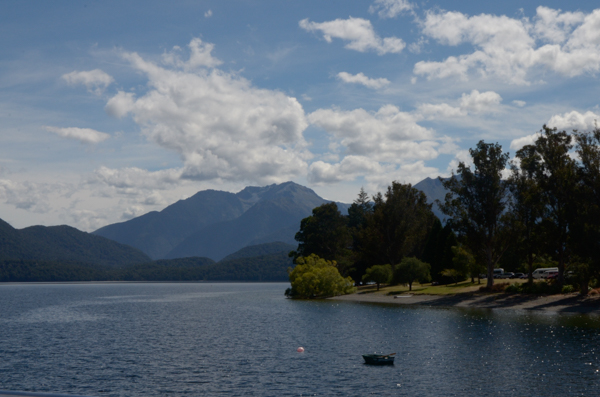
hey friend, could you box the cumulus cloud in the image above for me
[204,10,212,18]
[459,90,502,113]
[510,132,541,150]
[414,7,600,84]
[45,126,110,144]
[105,39,310,185]
[91,166,182,191]
[0,179,64,213]
[336,72,390,89]
[299,17,405,54]
[416,90,502,119]
[512,100,526,107]
[547,110,600,131]
[309,105,437,165]
[369,0,414,19]
[161,38,222,69]
[308,155,384,184]
[62,69,114,95]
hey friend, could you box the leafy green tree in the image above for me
[394,257,431,291]
[286,254,355,299]
[509,144,544,285]
[439,140,512,288]
[291,203,352,274]
[440,268,463,285]
[451,245,481,283]
[362,264,392,291]
[347,188,374,283]
[531,127,578,287]
[361,182,436,272]
[573,127,600,294]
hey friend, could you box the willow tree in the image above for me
[440,140,512,288]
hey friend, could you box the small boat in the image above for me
[362,353,396,365]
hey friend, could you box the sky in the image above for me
[2,0,600,232]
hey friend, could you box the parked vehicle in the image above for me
[543,270,559,279]
[493,268,504,278]
[532,267,558,279]
[511,273,525,279]
[498,272,515,279]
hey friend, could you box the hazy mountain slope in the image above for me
[0,220,150,267]
[413,177,448,220]
[164,198,305,261]
[219,242,296,262]
[93,189,245,259]
[165,182,334,261]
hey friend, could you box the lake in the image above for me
[0,283,599,396]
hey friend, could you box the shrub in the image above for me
[287,254,355,299]
[561,285,575,294]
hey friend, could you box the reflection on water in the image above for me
[0,283,598,396]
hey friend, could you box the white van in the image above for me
[493,268,504,278]
[532,267,558,279]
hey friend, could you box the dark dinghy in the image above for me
[362,353,395,365]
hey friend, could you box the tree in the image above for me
[291,203,352,274]
[347,188,374,283]
[531,127,578,287]
[361,182,436,272]
[451,244,480,283]
[572,127,600,294]
[362,264,392,291]
[509,144,544,285]
[394,257,431,291]
[439,140,512,288]
[286,254,355,299]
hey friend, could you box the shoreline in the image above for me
[330,291,600,314]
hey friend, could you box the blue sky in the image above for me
[2,0,600,231]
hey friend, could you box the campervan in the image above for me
[532,267,558,279]
[493,268,504,278]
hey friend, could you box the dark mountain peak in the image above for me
[236,181,320,209]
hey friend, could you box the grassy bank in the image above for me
[358,278,531,296]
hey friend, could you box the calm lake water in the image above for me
[0,283,599,396]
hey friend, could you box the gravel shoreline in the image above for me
[330,291,600,314]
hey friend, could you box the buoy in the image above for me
[297,347,304,353]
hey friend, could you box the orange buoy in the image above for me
[297,347,304,353]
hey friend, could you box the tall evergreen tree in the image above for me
[439,140,512,288]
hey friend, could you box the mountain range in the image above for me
[0,178,448,278]
[92,181,351,261]
[0,218,150,267]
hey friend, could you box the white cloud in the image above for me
[62,69,114,95]
[105,39,310,185]
[161,38,222,69]
[299,17,405,55]
[459,90,502,113]
[308,156,383,184]
[204,9,212,18]
[416,90,502,119]
[45,126,110,144]
[308,104,437,164]
[547,110,600,131]
[0,179,66,213]
[336,72,390,89]
[369,0,414,19]
[510,132,541,150]
[414,7,600,84]
[90,166,182,191]
[512,100,526,107]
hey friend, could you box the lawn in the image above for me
[358,278,529,296]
